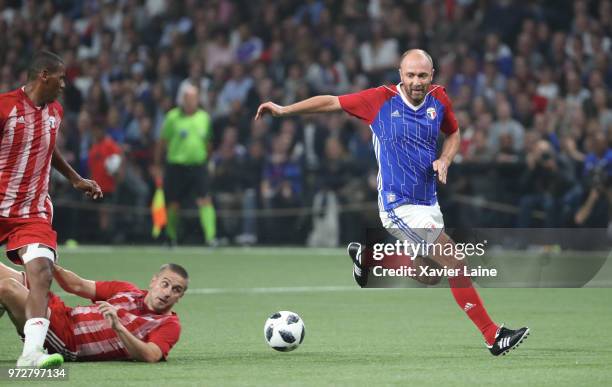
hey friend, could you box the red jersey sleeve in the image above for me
[93,281,140,301]
[0,92,12,132]
[146,317,181,360]
[430,86,458,135]
[338,85,397,124]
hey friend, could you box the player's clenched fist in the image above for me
[255,102,285,120]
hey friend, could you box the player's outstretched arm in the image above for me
[255,95,342,120]
[97,301,164,363]
[53,264,96,299]
[51,146,103,199]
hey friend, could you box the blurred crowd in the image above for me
[0,0,610,245]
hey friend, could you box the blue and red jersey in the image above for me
[339,84,458,211]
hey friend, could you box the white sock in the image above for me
[21,318,50,357]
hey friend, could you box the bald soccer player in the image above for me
[256,49,529,356]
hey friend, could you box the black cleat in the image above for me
[347,242,368,288]
[488,325,530,356]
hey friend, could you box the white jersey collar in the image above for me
[396,82,431,111]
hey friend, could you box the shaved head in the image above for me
[398,49,435,105]
[28,50,64,81]
[399,49,434,71]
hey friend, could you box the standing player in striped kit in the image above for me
[0,261,185,362]
[255,49,529,356]
[0,51,102,367]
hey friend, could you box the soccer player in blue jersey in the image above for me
[256,49,529,356]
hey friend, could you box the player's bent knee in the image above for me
[24,260,54,290]
[27,267,53,285]
[0,278,22,298]
[21,244,56,265]
[413,257,443,285]
[431,232,465,271]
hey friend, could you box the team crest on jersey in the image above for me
[426,107,437,120]
[49,116,56,129]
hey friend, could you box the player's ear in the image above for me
[40,69,49,82]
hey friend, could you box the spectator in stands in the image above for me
[0,0,608,243]
[88,122,123,242]
[489,100,525,154]
[210,126,247,242]
[261,132,303,244]
[517,140,572,227]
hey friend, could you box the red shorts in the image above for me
[0,217,57,264]
[46,293,77,359]
[17,292,77,359]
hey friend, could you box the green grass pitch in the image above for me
[1,246,611,386]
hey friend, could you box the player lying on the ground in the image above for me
[256,49,529,356]
[0,262,187,362]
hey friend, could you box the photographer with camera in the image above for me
[573,131,612,227]
[517,140,572,227]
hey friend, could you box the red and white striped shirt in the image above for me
[47,281,181,362]
[0,87,61,220]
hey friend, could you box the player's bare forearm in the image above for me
[53,146,103,199]
[439,130,460,165]
[53,265,96,299]
[96,300,162,362]
[114,325,163,363]
[284,95,341,115]
[255,96,341,119]
[433,130,460,184]
[51,146,82,185]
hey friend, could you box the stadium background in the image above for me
[1,0,610,246]
[1,1,612,386]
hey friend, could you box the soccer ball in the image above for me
[264,311,305,352]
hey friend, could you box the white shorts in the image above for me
[380,202,445,244]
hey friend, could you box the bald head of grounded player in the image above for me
[398,49,435,106]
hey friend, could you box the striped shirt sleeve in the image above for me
[93,281,140,301]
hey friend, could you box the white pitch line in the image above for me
[56,285,395,298]
[58,246,346,256]
[185,286,359,294]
